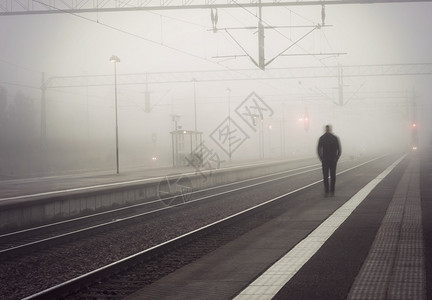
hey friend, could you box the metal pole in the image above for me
[41,72,46,145]
[41,72,47,175]
[227,88,232,161]
[114,62,119,174]
[172,133,175,167]
[193,80,197,132]
[174,121,178,166]
[192,79,199,154]
[338,64,344,106]
[282,103,286,157]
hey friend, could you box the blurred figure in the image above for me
[317,125,342,197]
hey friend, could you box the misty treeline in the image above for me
[0,86,41,178]
[0,87,36,140]
[0,86,113,179]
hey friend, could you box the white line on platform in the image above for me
[233,154,406,300]
[0,160,312,202]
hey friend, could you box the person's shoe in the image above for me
[324,191,329,197]
[329,191,335,197]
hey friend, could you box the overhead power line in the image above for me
[1,0,432,15]
[45,63,432,88]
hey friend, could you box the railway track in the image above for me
[0,155,392,300]
[0,161,322,259]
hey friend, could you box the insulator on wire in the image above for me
[321,4,326,26]
[211,8,218,33]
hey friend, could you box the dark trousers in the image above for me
[322,160,337,193]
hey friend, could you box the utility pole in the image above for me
[40,72,47,175]
[338,64,344,106]
[258,0,265,70]
[41,72,46,145]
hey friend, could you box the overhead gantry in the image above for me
[1,0,432,15]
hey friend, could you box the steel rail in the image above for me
[21,155,385,300]
[0,160,322,258]
[0,159,318,237]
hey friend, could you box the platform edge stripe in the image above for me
[232,154,406,300]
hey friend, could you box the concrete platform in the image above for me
[0,158,312,231]
[124,149,431,300]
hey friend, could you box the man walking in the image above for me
[317,125,341,196]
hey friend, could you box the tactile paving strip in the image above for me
[348,158,426,300]
[233,156,406,300]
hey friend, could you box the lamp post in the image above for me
[226,88,232,161]
[192,78,198,148]
[110,55,120,174]
[171,114,181,166]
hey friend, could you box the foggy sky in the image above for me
[0,1,431,175]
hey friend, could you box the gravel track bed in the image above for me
[0,170,320,300]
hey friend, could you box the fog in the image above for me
[0,1,431,178]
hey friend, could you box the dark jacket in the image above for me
[317,132,341,163]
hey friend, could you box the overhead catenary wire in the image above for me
[1,0,339,105]
[30,0,299,96]
[265,26,318,67]
[223,29,257,64]
[32,0,210,64]
[226,0,339,68]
